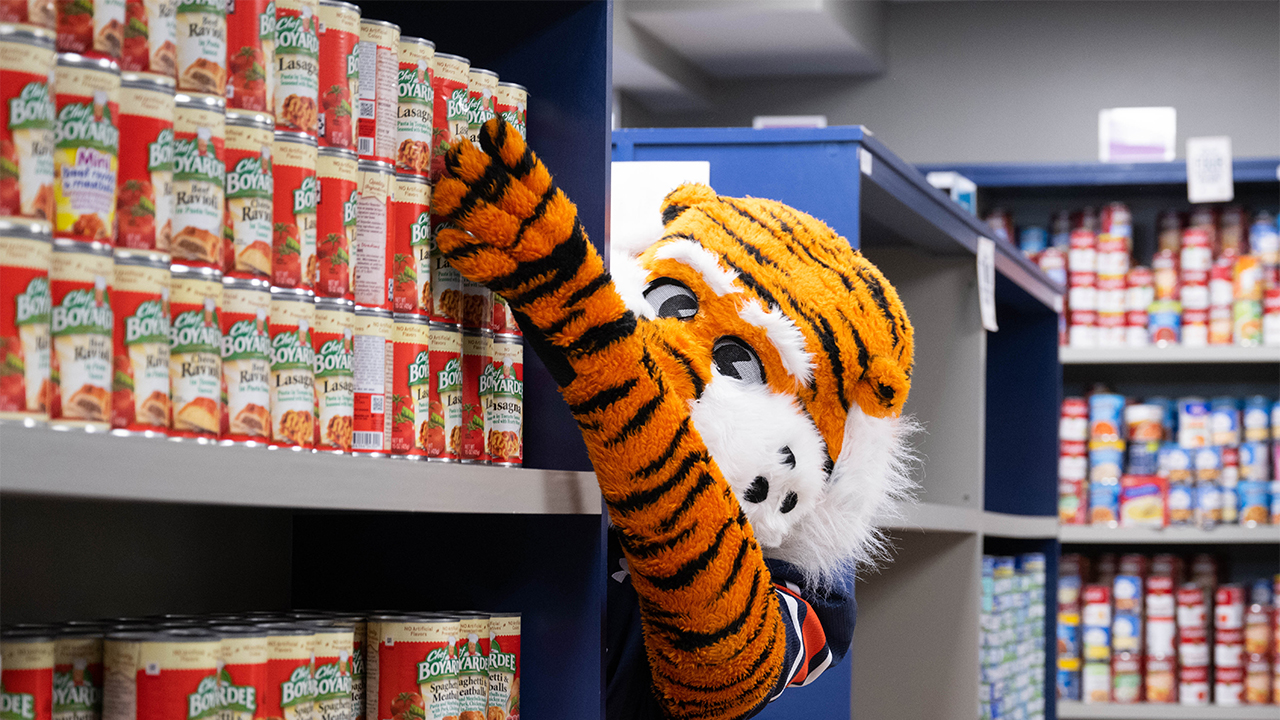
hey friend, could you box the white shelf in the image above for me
[1058,701,1280,719]
[983,511,1058,538]
[1060,524,1280,545]
[0,425,601,514]
[877,501,983,534]
[1060,345,1280,364]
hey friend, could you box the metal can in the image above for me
[349,303,388,454]
[425,321,458,461]
[1,25,55,221]
[260,624,315,720]
[485,613,519,720]
[458,329,487,462]
[460,279,488,332]
[218,274,269,444]
[49,238,112,430]
[119,0,175,76]
[167,262,220,440]
[348,618,366,720]
[267,285,312,449]
[493,81,526,140]
[2,0,53,28]
[53,52,119,246]
[52,630,102,720]
[490,294,518,337]
[312,295,352,453]
[392,36,431,176]
[388,311,426,458]
[223,110,273,278]
[315,146,356,298]
[368,615,460,720]
[354,18,396,163]
[110,248,168,435]
[116,72,174,254]
[390,172,428,315]
[1243,395,1271,442]
[316,0,358,152]
[353,158,391,309]
[171,91,225,267]
[2,631,55,720]
[271,130,317,290]
[464,67,496,144]
[55,0,122,57]
[427,52,467,183]
[427,230,459,324]
[210,625,269,720]
[272,0,316,136]
[102,629,221,720]
[308,622,353,720]
[0,219,52,424]
[173,0,224,94]
[454,613,488,718]
[224,0,272,111]
[482,334,522,466]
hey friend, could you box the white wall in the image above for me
[620,1,1280,164]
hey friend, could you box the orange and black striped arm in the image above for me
[434,118,788,719]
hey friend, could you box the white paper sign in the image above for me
[977,236,998,332]
[1099,107,1177,163]
[610,161,711,262]
[1186,136,1234,204]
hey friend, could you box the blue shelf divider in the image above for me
[917,158,1280,188]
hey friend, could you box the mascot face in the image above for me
[613,183,917,582]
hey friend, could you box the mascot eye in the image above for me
[643,279,698,320]
[712,337,765,385]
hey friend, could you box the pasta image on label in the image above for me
[174,0,225,95]
[115,73,174,253]
[167,264,221,440]
[312,297,353,453]
[481,335,521,466]
[392,36,430,176]
[458,330,486,462]
[53,54,119,246]
[120,0,176,76]
[171,92,225,267]
[49,240,113,430]
[1,27,56,222]
[56,0,125,58]
[219,276,270,443]
[223,111,273,279]
[268,289,313,449]
[2,0,54,28]
[0,223,52,423]
[110,252,170,434]
[272,0,317,136]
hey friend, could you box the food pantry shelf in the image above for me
[982,511,1059,538]
[877,501,984,534]
[1060,346,1280,365]
[1057,701,1280,719]
[0,426,601,514]
[1059,524,1280,545]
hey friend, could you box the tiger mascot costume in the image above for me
[436,118,916,720]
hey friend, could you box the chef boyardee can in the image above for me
[223,110,273,279]
[493,82,526,141]
[272,0,317,137]
[268,285,313,450]
[458,329,487,462]
[110,248,169,436]
[309,621,353,720]
[454,613,488,718]
[209,625,268,720]
[482,334,522,467]
[171,91,225,268]
[120,0,177,77]
[316,0,358,152]
[167,261,221,441]
[390,172,427,315]
[1,25,56,222]
[427,52,466,183]
[1,0,53,28]
[0,218,52,425]
[315,147,356,299]
[259,624,314,720]
[2,631,55,720]
[425,321,458,461]
[49,237,113,431]
[53,52,119,248]
[218,274,269,444]
[485,613,519,720]
[392,36,431,177]
[426,229,459,325]
[350,304,389,455]
[388,311,425,458]
[464,67,496,144]
[116,72,174,254]
[224,0,272,111]
[368,615,459,720]
[354,18,395,163]
[52,629,102,720]
[312,295,352,453]
[101,629,221,720]
[173,0,224,95]
[55,0,123,58]
[353,158,391,309]
[271,130,317,291]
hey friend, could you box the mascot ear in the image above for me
[660,183,718,226]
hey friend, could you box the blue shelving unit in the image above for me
[916,158,1280,188]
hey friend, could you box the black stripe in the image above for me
[661,203,687,226]
[492,220,588,303]
[658,339,705,399]
[717,537,751,597]
[636,417,691,478]
[658,618,781,705]
[511,183,557,251]
[836,306,871,383]
[441,241,484,262]
[616,522,696,560]
[657,470,716,532]
[855,267,901,347]
[611,450,708,514]
[641,516,734,591]
[756,205,857,293]
[540,307,585,337]
[567,376,637,416]
[655,567,764,651]
[813,311,850,409]
[480,116,507,154]
[718,255,780,310]
[698,207,778,270]
[565,312,638,357]
[565,272,611,308]
[604,381,664,448]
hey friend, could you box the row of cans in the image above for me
[0,230,524,463]
[0,22,527,332]
[980,554,1047,720]
[0,609,521,720]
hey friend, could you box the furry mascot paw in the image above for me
[436,117,917,720]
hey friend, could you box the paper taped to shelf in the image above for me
[1186,136,1234,204]
[978,236,998,332]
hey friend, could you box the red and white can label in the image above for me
[52,635,103,720]
[460,279,488,332]
[370,620,459,720]
[1,32,56,221]
[2,639,55,720]
[425,322,459,460]
[271,132,317,290]
[355,19,396,163]
[494,82,526,140]
[427,52,467,183]
[168,268,221,438]
[174,0,225,95]
[0,232,52,421]
[272,0,317,136]
[117,78,174,253]
[218,634,269,720]
[427,231,459,324]
[1,0,54,27]
[353,161,391,308]
[223,115,273,278]
[486,615,520,719]
[458,331,486,461]
[49,243,113,427]
[389,315,427,456]
[350,307,389,453]
[57,0,124,58]
[312,299,353,452]
[53,58,120,245]
[393,38,431,176]
[262,634,314,720]
[464,68,497,144]
[268,291,313,448]
[490,295,519,337]
[316,0,359,151]
[171,93,225,267]
[120,0,177,76]
[224,0,273,111]
[219,279,271,443]
[315,148,357,299]
[111,257,169,432]
[391,174,429,314]
[481,335,522,465]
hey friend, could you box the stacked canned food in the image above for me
[1057,552,1278,707]
[1059,393,1279,529]
[980,554,1047,720]
[0,609,522,720]
[1,7,526,464]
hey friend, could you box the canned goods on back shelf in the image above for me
[454,613,489,718]
[316,0,359,152]
[49,238,113,431]
[494,82,526,140]
[110,249,169,435]
[1,25,55,222]
[53,52,119,247]
[312,295,353,453]
[272,130,317,290]
[354,159,391,309]
[315,147,357,299]
[102,629,221,720]
[368,615,460,720]
[171,91,225,268]
[309,620,354,720]
[116,72,175,254]
[458,329,487,462]
[355,18,397,163]
[389,312,426,458]
[428,52,467,182]
[268,286,313,450]
[210,624,269,720]
[120,0,176,76]
[259,623,315,720]
[56,0,123,57]
[391,172,428,315]
[168,262,221,441]
[273,0,317,137]
[464,67,497,144]
[225,0,273,111]
[224,110,274,279]
[425,321,459,461]
[393,36,432,177]
[219,275,270,444]
[2,630,55,720]
[52,628,103,720]
[350,304,389,455]
[483,334,522,467]
[174,0,225,95]
[1,0,53,28]
[486,612,520,720]
[0,219,52,425]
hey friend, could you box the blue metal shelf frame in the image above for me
[916,158,1280,188]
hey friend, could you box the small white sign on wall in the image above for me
[1186,136,1234,204]
[1098,107,1177,163]
[610,161,711,265]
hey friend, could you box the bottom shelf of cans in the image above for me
[981,554,1048,720]
[0,610,523,720]
[1056,552,1279,708]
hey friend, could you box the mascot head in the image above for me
[613,183,918,586]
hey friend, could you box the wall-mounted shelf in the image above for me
[915,158,1280,188]
[1061,346,1280,365]
[1059,524,1280,545]
[1058,701,1280,719]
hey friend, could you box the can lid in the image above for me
[462,327,491,338]
[486,611,522,619]
[306,618,356,631]
[318,0,361,12]
[371,613,456,623]
[434,52,469,64]
[318,146,358,159]
[113,248,170,267]
[354,304,393,318]
[56,52,119,74]
[271,286,316,300]
[0,22,54,45]
[156,627,221,641]
[496,81,528,93]
[252,622,314,636]
[359,18,399,31]
[121,71,176,91]
[315,296,355,310]
[400,36,435,49]
[170,263,224,280]
[0,627,56,641]
[427,320,461,331]
[394,172,430,184]
[175,91,226,111]
[275,129,318,146]
[0,218,52,239]
[358,159,394,174]
[227,109,275,128]
[52,237,112,256]
[469,68,499,79]
[492,332,523,342]
[207,624,269,637]
[393,312,429,325]
[445,610,491,618]
[222,275,272,291]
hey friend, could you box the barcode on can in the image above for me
[353,431,383,449]
[370,395,383,413]
[358,136,374,156]
[359,100,376,119]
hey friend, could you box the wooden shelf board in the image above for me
[0,425,601,514]
[1060,524,1280,545]
[1057,701,1280,719]
[1060,346,1280,365]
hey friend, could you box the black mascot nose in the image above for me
[779,446,795,468]
[744,476,769,503]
